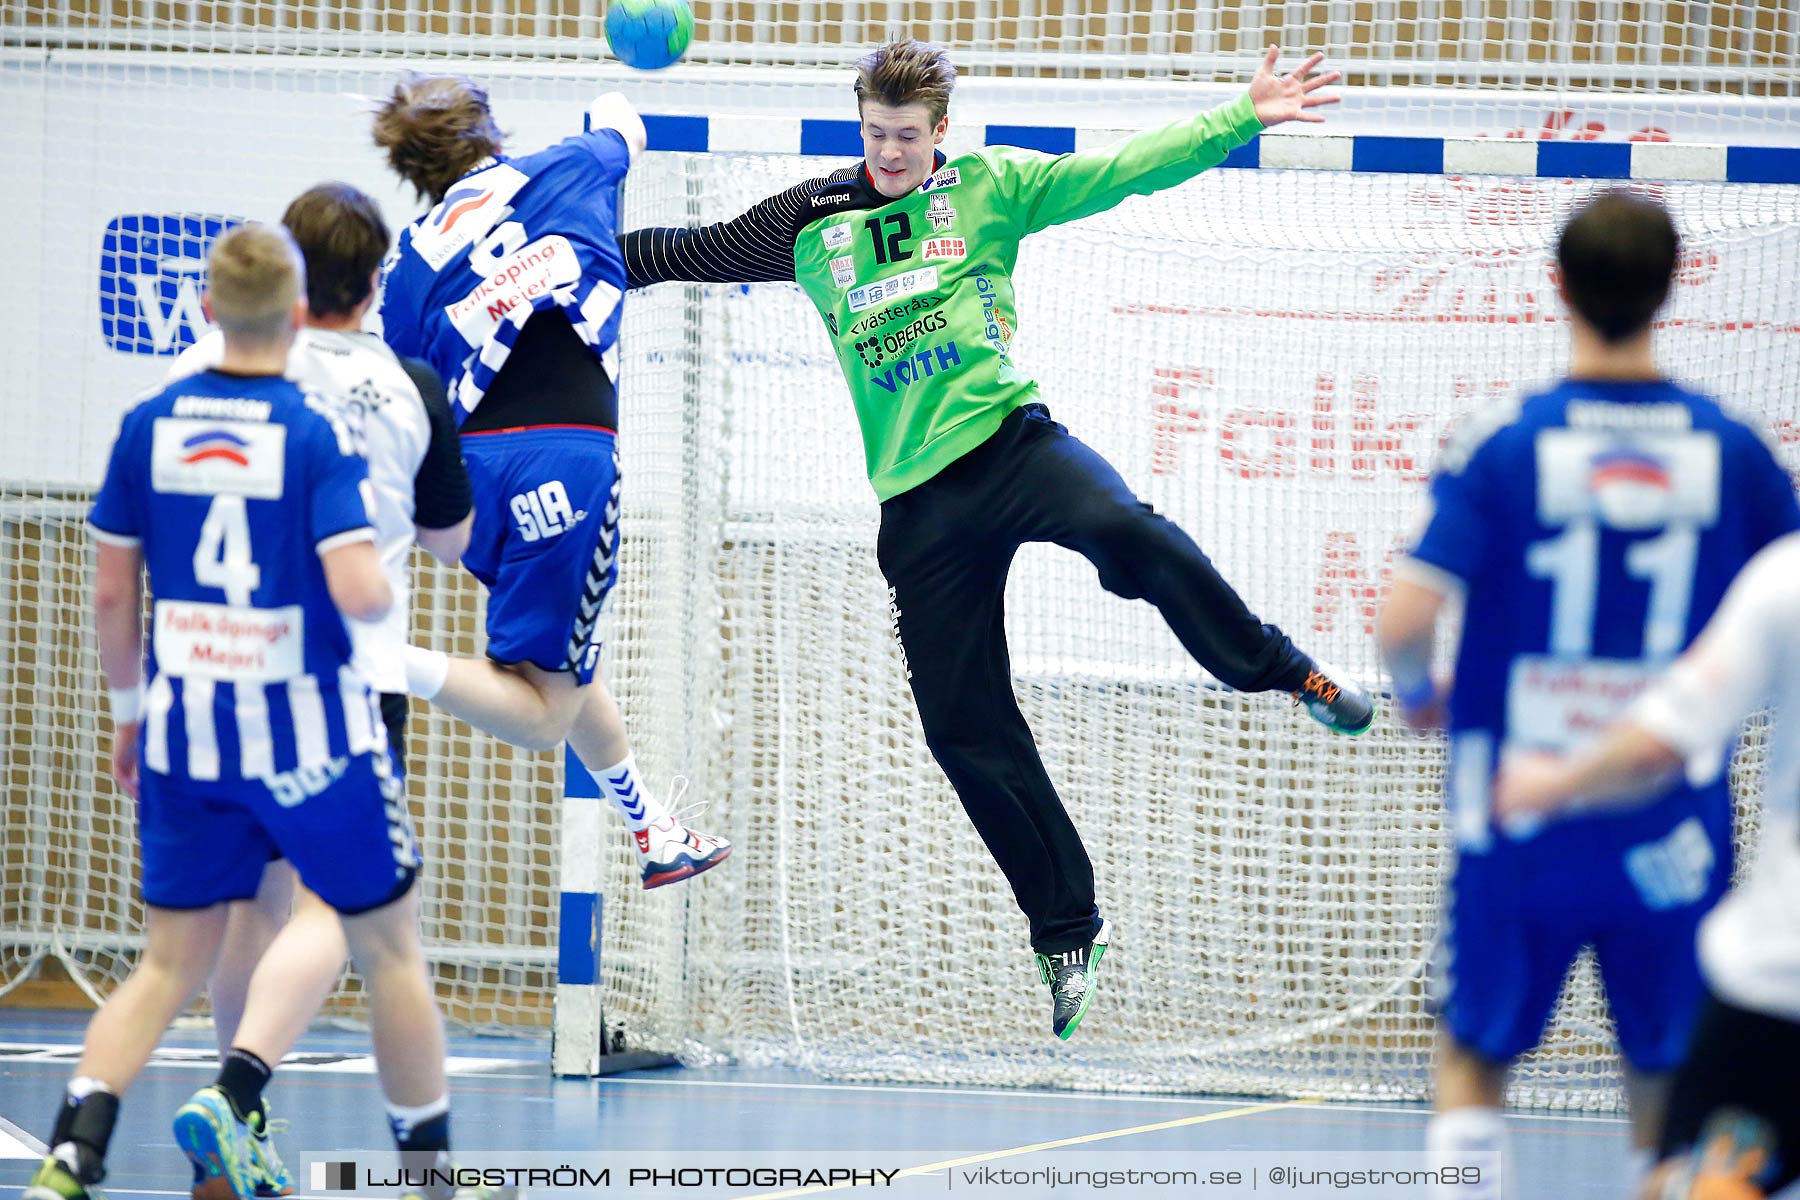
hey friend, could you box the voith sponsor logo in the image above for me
[869,342,962,394]
[921,238,965,262]
[99,214,242,356]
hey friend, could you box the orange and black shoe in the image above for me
[1293,661,1375,736]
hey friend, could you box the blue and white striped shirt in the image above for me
[378,99,641,425]
[90,370,383,782]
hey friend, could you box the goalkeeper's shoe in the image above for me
[173,1087,258,1200]
[1293,661,1375,736]
[1036,919,1111,1041]
[638,817,731,890]
[245,1108,294,1198]
[23,1150,107,1200]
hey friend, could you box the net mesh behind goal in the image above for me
[2,37,1797,1108]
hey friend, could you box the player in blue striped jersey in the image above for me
[1378,193,1800,1197]
[25,226,488,1200]
[376,76,729,889]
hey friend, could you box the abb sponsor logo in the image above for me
[1150,367,1491,484]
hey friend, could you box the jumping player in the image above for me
[376,76,730,889]
[23,226,469,1200]
[1377,192,1800,1196]
[618,40,1369,1038]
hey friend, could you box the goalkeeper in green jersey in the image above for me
[621,40,1370,1040]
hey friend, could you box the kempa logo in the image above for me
[311,1161,357,1191]
[99,214,242,355]
[809,190,853,207]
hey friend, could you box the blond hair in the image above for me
[206,223,304,344]
[373,73,503,203]
[854,39,957,125]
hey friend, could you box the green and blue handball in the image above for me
[605,0,693,70]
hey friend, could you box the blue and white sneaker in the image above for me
[173,1087,257,1200]
[638,817,731,890]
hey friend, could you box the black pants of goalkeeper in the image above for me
[876,403,1315,957]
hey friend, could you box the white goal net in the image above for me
[3,2,1798,1109]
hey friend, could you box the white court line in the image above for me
[577,1074,1633,1125]
[741,1100,1314,1199]
[0,1113,45,1160]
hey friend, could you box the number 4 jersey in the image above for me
[89,369,381,782]
[1406,377,1800,848]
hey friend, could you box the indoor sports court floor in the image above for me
[0,1009,1638,1198]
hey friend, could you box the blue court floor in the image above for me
[0,1009,1636,1199]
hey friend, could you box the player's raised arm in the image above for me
[618,174,831,288]
[993,46,1340,237]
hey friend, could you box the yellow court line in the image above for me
[742,1097,1319,1199]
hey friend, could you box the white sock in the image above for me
[385,1093,449,1143]
[591,754,670,836]
[403,646,449,701]
[1427,1107,1508,1200]
[66,1076,112,1102]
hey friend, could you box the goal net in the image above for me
[3,2,1797,1109]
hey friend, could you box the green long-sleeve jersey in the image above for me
[620,93,1264,500]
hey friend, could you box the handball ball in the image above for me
[605,0,693,70]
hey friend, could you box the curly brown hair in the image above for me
[372,73,503,204]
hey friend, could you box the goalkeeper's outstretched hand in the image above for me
[1249,46,1342,128]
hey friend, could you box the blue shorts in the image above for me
[460,425,620,685]
[138,750,420,915]
[1434,790,1732,1072]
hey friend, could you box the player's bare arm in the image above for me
[93,540,146,799]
